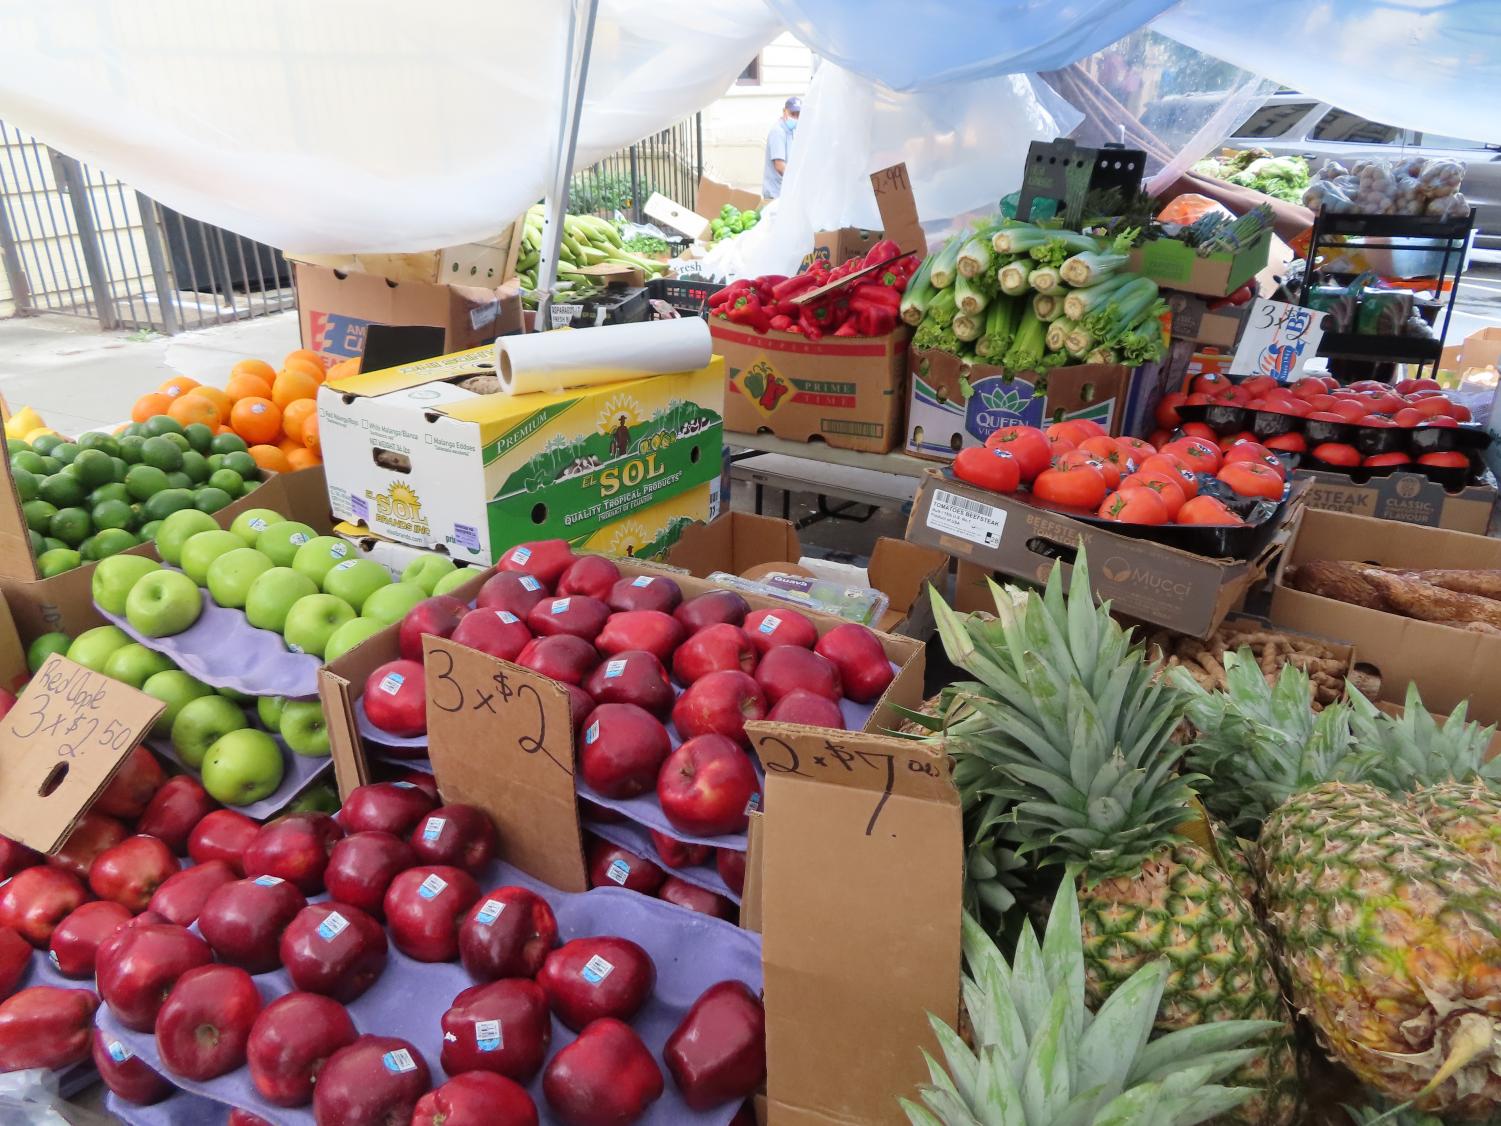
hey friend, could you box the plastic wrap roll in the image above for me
[496,316,711,395]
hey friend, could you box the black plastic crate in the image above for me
[646,276,726,318]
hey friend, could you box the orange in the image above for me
[215,424,235,436]
[248,444,292,473]
[131,393,174,423]
[282,357,326,383]
[277,436,304,455]
[271,369,319,410]
[225,373,273,403]
[326,357,360,381]
[280,399,316,443]
[230,397,282,445]
[286,447,320,470]
[167,394,221,429]
[231,358,277,384]
[301,412,320,453]
[284,349,327,374]
[186,385,232,418]
[158,375,200,400]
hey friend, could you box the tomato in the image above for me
[1057,449,1121,489]
[1047,420,1100,447]
[1031,462,1109,511]
[984,426,1051,481]
[1069,419,1107,439]
[1140,454,1200,498]
[1449,403,1472,423]
[1361,415,1397,428]
[1122,471,1186,518]
[1147,428,1173,450]
[1115,436,1157,460]
[1411,396,1450,418]
[1393,407,1424,428]
[1365,393,1406,416]
[1348,380,1387,393]
[1268,398,1311,417]
[1264,432,1308,454]
[1192,373,1231,396]
[1154,392,1189,430]
[1097,486,1170,525]
[1240,375,1278,399]
[1307,393,1340,411]
[1079,435,1134,476]
[1418,451,1469,468]
[1289,379,1326,401]
[1330,401,1369,423]
[1222,441,1284,477]
[1418,415,1459,428]
[1045,431,1078,457]
[1363,452,1411,468]
[1216,430,1257,452]
[1181,421,1219,443]
[1396,377,1442,395]
[1407,388,1448,399]
[1186,392,1214,407]
[1311,442,1361,467]
[1223,385,1251,405]
[1306,411,1350,424]
[1217,461,1285,500]
[1163,437,1221,473]
[953,446,1021,494]
[1176,495,1244,526]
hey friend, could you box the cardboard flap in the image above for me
[424,637,587,892]
[869,164,925,257]
[0,656,164,853]
[644,193,711,241]
[575,263,646,287]
[752,722,959,1126]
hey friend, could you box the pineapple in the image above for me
[929,553,1301,1125]
[1178,654,1501,1117]
[901,880,1278,1126]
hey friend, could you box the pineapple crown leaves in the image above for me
[1346,680,1500,793]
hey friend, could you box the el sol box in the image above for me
[317,346,725,563]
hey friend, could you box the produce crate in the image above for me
[645,276,725,318]
[1128,228,1272,298]
[1294,466,1498,534]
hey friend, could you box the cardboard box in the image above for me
[284,220,525,287]
[805,228,882,269]
[911,471,1282,638]
[318,345,725,563]
[1442,326,1501,374]
[1270,506,1501,724]
[696,175,762,219]
[644,178,761,244]
[1128,229,1273,298]
[1165,291,1249,349]
[1294,467,1497,535]
[295,263,523,366]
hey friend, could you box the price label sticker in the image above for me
[581,955,615,984]
[550,303,583,328]
[422,816,446,842]
[418,873,448,899]
[475,1019,502,1051]
[584,721,600,745]
[317,911,349,941]
[379,672,406,695]
[509,547,532,566]
[925,489,1005,548]
[631,576,654,588]
[758,615,781,635]
[603,659,627,679]
[550,598,571,615]
[475,898,506,926]
[107,1041,133,1063]
[495,611,519,624]
[254,875,284,887]
[519,576,541,591]
[606,859,631,885]
[383,1049,418,1073]
[1230,299,1325,381]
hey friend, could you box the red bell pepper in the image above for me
[772,274,819,302]
[850,283,901,310]
[708,279,748,309]
[863,239,902,267]
[726,292,771,333]
[798,305,824,341]
[769,313,793,332]
[833,320,859,337]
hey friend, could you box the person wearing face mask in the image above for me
[762,95,800,200]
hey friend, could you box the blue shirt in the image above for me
[763,118,795,199]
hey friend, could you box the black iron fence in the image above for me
[570,114,703,222]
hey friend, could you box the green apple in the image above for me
[255,521,317,568]
[245,567,318,632]
[205,548,275,610]
[401,556,457,595]
[324,617,387,663]
[286,783,340,813]
[143,669,215,737]
[154,509,220,565]
[65,626,132,673]
[91,554,161,616]
[283,593,356,658]
[360,581,427,627]
[201,729,284,805]
[432,567,475,597]
[170,693,249,769]
[321,559,392,614]
[125,569,203,638]
[102,643,175,689]
[228,508,287,548]
[179,529,246,586]
[26,632,71,674]
[218,686,253,704]
[256,695,286,730]
[291,536,353,587]
[279,700,331,757]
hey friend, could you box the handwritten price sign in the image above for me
[1230,298,1325,381]
[0,655,163,853]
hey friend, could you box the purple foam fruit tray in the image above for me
[584,814,741,905]
[356,696,429,751]
[108,1087,229,1125]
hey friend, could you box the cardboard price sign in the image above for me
[0,655,164,853]
[424,638,587,892]
[1230,298,1324,380]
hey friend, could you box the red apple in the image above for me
[0,836,41,881]
[148,858,237,926]
[399,595,471,661]
[664,980,767,1110]
[596,610,685,665]
[451,607,533,663]
[516,633,600,686]
[499,540,575,586]
[138,774,219,854]
[658,736,761,837]
[314,1035,432,1126]
[675,590,750,632]
[557,555,622,601]
[672,623,756,685]
[409,803,499,873]
[717,849,746,896]
[543,1018,663,1126]
[280,902,388,1002]
[48,899,131,978]
[390,768,440,799]
[414,1072,538,1126]
[92,1027,173,1106]
[0,865,87,947]
[89,834,180,911]
[243,811,344,894]
[48,810,128,880]
[754,645,841,705]
[198,875,309,972]
[579,703,671,798]
[671,670,767,747]
[527,594,611,641]
[92,910,167,982]
[97,922,213,1031]
[325,831,416,919]
[340,780,438,837]
[0,985,97,1071]
[477,571,549,618]
[650,828,710,869]
[384,865,480,962]
[586,837,665,895]
[742,607,818,655]
[440,978,551,1080]
[94,745,165,820]
[537,936,655,1031]
[607,573,682,615]
[155,963,262,1081]
[0,927,31,998]
[565,683,594,733]
[585,649,673,717]
[247,991,359,1107]
[188,808,262,873]
[363,658,429,738]
[459,886,560,981]
[768,688,846,729]
[658,876,735,919]
[814,622,893,704]
[230,1111,275,1126]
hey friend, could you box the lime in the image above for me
[141,416,184,438]
[77,432,120,457]
[38,474,85,509]
[138,520,162,541]
[29,434,61,456]
[210,432,249,456]
[192,487,233,514]
[239,478,261,496]
[140,436,183,473]
[35,456,60,475]
[117,435,146,464]
[89,528,139,558]
[161,433,191,453]
[208,468,244,495]
[223,451,257,479]
[26,632,70,673]
[50,443,80,465]
[37,548,81,577]
[142,488,196,523]
[71,449,115,489]
[183,423,214,454]
[11,468,37,502]
[48,507,91,546]
[42,537,66,553]
[88,482,130,507]
[11,450,45,475]
[22,500,57,532]
[205,454,225,473]
[120,423,142,439]
[165,472,192,491]
[27,529,44,557]
[5,439,30,456]
[91,498,134,530]
[125,464,171,501]
[179,450,210,484]
[108,456,129,482]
